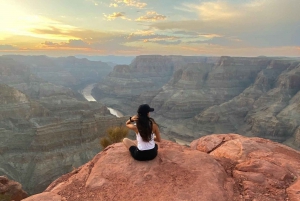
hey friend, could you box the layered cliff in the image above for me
[0,57,127,194]
[92,55,218,114]
[91,56,300,148]
[23,134,300,201]
[192,59,300,145]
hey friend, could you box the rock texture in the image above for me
[23,134,300,201]
[0,176,28,201]
[0,57,126,194]
[191,134,300,201]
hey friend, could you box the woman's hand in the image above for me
[131,115,138,121]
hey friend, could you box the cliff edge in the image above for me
[23,134,300,201]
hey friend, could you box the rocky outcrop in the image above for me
[23,134,300,201]
[191,134,300,201]
[0,176,28,201]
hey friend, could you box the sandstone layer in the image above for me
[23,134,300,201]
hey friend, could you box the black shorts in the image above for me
[129,144,158,161]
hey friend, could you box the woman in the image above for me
[123,104,161,161]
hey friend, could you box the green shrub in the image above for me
[0,194,11,201]
[100,126,129,149]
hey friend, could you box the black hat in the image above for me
[137,104,154,114]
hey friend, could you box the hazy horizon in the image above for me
[0,0,299,57]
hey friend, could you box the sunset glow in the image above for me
[0,0,299,56]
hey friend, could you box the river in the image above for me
[80,83,124,118]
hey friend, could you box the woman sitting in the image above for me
[123,104,161,161]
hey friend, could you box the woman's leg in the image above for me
[122,138,137,149]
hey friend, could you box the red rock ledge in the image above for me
[23,134,300,201]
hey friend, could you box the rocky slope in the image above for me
[0,57,127,194]
[23,134,300,201]
[4,55,113,90]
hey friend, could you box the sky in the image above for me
[0,0,299,57]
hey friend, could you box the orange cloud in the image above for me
[136,11,166,22]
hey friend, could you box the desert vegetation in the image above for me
[100,126,129,148]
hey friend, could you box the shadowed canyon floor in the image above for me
[23,134,300,201]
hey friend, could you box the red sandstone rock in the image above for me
[23,134,300,201]
[23,140,235,201]
[0,176,28,201]
[192,134,300,201]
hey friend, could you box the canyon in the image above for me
[0,56,126,194]
[92,55,300,149]
[1,54,300,197]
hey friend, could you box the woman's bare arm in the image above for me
[125,116,138,133]
[153,123,161,142]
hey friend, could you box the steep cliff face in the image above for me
[152,57,270,120]
[91,55,300,148]
[23,134,300,201]
[93,55,174,95]
[92,55,219,114]
[193,60,300,145]
[0,57,127,194]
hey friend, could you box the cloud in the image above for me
[0,44,18,50]
[31,27,115,41]
[40,38,140,54]
[142,35,181,45]
[41,40,88,48]
[114,0,147,8]
[197,1,239,21]
[154,40,182,45]
[186,37,244,47]
[151,0,300,47]
[103,12,129,21]
[109,3,118,7]
[136,11,166,22]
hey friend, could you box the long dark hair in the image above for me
[136,113,157,142]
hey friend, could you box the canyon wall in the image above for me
[92,56,300,149]
[92,55,218,114]
[0,56,126,194]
